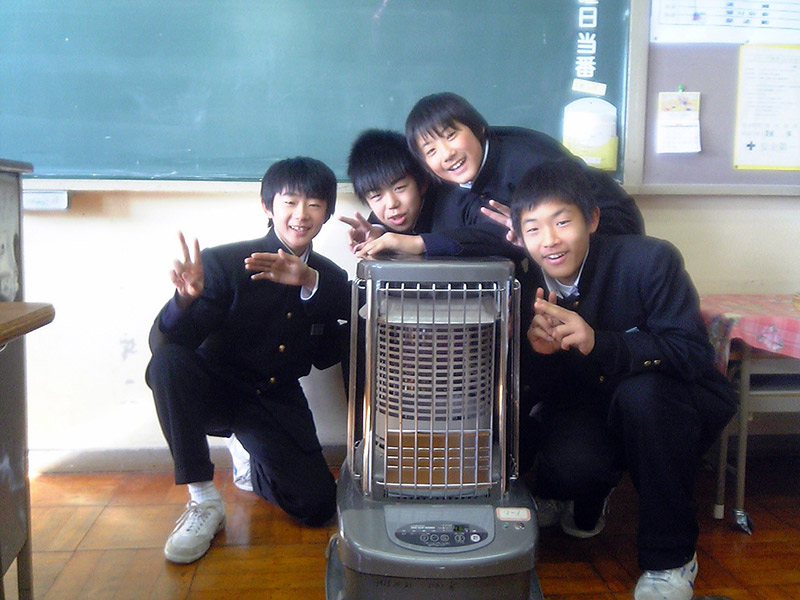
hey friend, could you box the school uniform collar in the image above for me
[468,128,501,192]
[543,242,590,301]
[459,137,491,190]
[267,227,312,263]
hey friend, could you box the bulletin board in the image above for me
[625,1,800,195]
[642,44,798,189]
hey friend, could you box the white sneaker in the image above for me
[634,553,698,600]
[227,433,253,492]
[534,497,564,528]
[560,500,607,539]
[164,500,225,564]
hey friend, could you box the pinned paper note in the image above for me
[656,91,701,154]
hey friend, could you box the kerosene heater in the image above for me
[326,257,543,600]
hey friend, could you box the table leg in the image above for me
[714,421,730,519]
[733,344,753,534]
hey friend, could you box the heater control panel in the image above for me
[394,521,488,549]
[385,505,495,553]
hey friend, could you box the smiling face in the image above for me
[364,174,425,233]
[519,197,599,285]
[415,121,484,185]
[263,190,328,255]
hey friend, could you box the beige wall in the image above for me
[20,187,800,472]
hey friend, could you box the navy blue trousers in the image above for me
[146,343,336,526]
[521,372,711,571]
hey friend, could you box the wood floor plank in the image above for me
[149,561,196,600]
[32,505,104,551]
[544,595,617,600]
[30,473,125,507]
[18,457,799,599]
[77,505,189,551]
[750,583,800,600]
[43,548,196,600]
[107,471,187,506]
[43,549,107,600]
[2,551,73,599]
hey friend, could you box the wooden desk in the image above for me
[700,294,800,534]
[0,303,55,346]
[0,302,55,600]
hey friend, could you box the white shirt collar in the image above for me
[543,243,590,300]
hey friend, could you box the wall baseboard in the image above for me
[29,445,348,474]
[28,436,799,475]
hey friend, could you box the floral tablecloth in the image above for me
[699,294,800,373]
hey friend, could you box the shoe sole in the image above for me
[561,523,604,539]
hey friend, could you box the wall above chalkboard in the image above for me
[0,1,630,181]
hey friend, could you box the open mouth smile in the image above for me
[448,158,466,172]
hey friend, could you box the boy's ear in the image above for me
[588,207,601,234]
[261,202,273,220]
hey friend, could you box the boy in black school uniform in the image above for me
[146,157,349,564]
[508,159,735,600]
[343,128,520,259]
[339,129,431,253]
[347,92,643,258]
[405,91,644,239]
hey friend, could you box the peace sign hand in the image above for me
[170,231,204,307]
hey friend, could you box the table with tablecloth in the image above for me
[699,293,800,532]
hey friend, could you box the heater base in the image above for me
[326,534,544,600]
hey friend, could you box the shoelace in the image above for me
[234,466,251,485]
[172,501,213,536]
[640,570,671,583]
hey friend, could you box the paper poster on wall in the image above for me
[562,98,618,171]
[656,90,702,153]
[651,0,800,44]
[734,44,800,170]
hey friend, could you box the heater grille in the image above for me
[371,284,499,498]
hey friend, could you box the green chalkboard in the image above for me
[0,1,629,181]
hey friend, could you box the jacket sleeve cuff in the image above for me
[159,294,187,330]
[419,233,461,256]
[589,330,630,375]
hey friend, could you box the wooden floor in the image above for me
[3,456,799,600]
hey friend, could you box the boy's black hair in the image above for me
[405,92,489,164]
[260,156,337,220]
[510,159,598,238]
[347,129,428,202]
